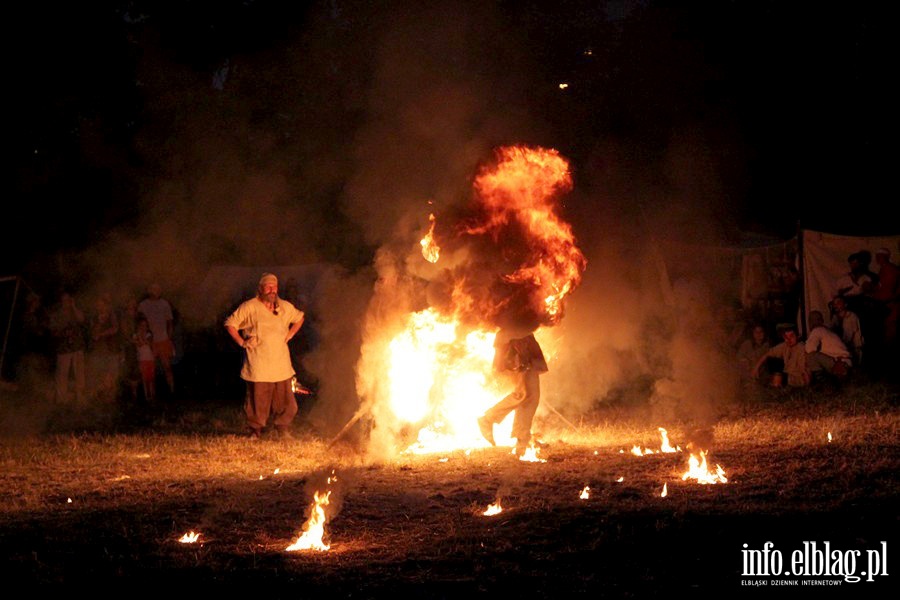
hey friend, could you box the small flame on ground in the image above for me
[616,477,624,483]
[681,451,728,484]
[579,486,590,500]
[179,531,200,543]
[827,432,833,443]
[631,428,681,456]
[659,427,680,453]
[286,490,332,551]
[517,445,547,463]
[661,483,668,497]
[483,500,503,516]
[287,471,338,552]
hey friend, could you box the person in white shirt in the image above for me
[829,296,864,366]
[137,283,176,397]
[225,273,305,440]
[805,310,852,378]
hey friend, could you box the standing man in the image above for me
[477,321,549,454]
[870,248,899,355]
[225,273,305,440]
[138,283,176,398]
[50,289,87,405]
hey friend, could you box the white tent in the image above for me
[800,229,900,335]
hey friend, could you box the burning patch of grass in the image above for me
[0,381,897,594]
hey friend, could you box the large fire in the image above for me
[357,145,586,455]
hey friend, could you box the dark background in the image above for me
[7,0,896,284]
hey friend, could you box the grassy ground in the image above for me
[0,379,897,598]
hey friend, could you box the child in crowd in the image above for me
[134,315,156,403]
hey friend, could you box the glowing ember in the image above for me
[178,531,200,544]
[616,477,624,483]
[483,500,503,516]
[579,486,590,500]
[681,451,728,484]
[661,483,668,498]
[827,432,833,443]
[292,376,312,395]
[420,213,440,263]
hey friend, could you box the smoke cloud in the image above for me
[8,1,746,443]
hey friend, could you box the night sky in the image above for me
[7,0,895,286]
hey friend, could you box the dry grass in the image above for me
[0,381,898,597]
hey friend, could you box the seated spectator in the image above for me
[736,323,773,387]
[829,296,864,367]
[805,310,853,380]
[752,323,809,388]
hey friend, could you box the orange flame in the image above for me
[579,486,590,500]
[358,145,583,455]
[681,451,728,484]
[287,472,338,552]
[517,443,547,463]
[178,531,200,543]
[659,427,680,453]
[483,500,503,516]
[465,145,586,326]
[420,213,441,263]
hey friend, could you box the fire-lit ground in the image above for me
[0,386,897,596]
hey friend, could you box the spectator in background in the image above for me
[736,323,772,389]
[753,323,809,389]
[138,282,176,399]
[14,292,52,398]
[870,247,899,353]
[87,292,121,404]
[805,310,853,381]
[50,289,87,405]
[829,295,864,368]
[118,293,141,405]
[833,251,876,302]
[133,314,156,404]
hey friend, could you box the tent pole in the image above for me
[0,276,22,379]
[796,221,807,339]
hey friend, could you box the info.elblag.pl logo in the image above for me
[741,541,889,585]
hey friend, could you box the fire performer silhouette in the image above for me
[478,316,549,454]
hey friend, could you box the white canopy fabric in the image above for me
[801,229,900,334]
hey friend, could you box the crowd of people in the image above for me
[731,247,899,395]
[4,273,318,433]
[2,246,896,435]
[10,282,182,414]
